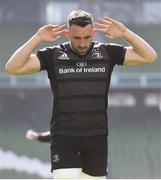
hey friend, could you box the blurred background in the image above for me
[0,0,161,178]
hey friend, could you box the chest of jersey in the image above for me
[54,59,108,79]
[47,47,114,96]
[47,48,112,134]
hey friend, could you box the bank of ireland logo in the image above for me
[76,61,87,67]
[92,51,103,59]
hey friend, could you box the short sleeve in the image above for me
[105,43,126,66]
[36,47,54,71]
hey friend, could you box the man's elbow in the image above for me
[5,64,11,74]
[5,64,17,75]
[149,51,158,63]
[144,51,158,64]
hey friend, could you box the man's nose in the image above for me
[79,39,86,47]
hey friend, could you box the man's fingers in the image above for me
[51,36,61,42]
[54,29,66,36]
[52,24,66,31]
[45,24,60,30]
[97,17,112,24]
[44,24,66,32]
[94,27,107,33]
[54,36,61,41]
[51,25,67,36]
[94,27,113,39]
[105,34,114,40]
[103,17,119,24]
[94,23,110,29]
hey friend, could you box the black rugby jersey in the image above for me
[36,41,126,136]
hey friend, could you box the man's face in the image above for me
[66,24,94,55]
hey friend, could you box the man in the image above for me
[5,10,157,179]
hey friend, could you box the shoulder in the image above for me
[92,41,124,52]
[93,41,105,49]
[38,42,70,53]
[104,42,125,49]
[93,41,124,50]
[55,42,71,52]
[103,42,126,54]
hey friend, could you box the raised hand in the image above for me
[25,129,39,140]
[94,17,126,40]
[36,24,66,42]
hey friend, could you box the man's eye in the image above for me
[85,36,91,39]
[74,37,80,40]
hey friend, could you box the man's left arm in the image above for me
[95,17,157,66]
[122,29,157,66]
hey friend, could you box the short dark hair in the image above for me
[67,10,93,27]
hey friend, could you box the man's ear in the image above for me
[64,30,71,39]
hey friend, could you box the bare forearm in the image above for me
[122,28,157,61]
[5,34,41,73]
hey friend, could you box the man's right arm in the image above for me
[5,35,42,75]
[5,24,66,75]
